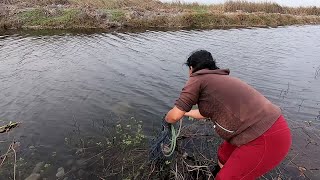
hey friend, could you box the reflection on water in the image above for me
[0,25,320,179]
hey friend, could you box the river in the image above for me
[1,25,320,179]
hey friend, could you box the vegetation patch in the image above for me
[107,9,126,22]
[19,8,85,28]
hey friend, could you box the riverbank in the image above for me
[1,0,320,31]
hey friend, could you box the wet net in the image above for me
[136,117,222,179]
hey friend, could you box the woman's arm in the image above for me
[166,107,206,123]
[165,106,186,124]
[184,109,206,119]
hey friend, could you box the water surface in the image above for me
[1,25,320,179]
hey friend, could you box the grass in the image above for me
[5,0,320,15]
[108,9,126,22]
[1,0,320,31]
[169,0,320,15]
[17,8,100,29]
[20,9,78,26]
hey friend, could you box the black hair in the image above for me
[185,50,219,73]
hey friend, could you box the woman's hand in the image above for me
[165,106,186,124]
[184,109,206,119]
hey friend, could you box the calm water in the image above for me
[1,26,320,179]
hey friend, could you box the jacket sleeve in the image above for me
[175,77,201,112]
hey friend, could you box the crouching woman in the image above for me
[165,50,291,179]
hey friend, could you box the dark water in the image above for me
[1,26,320,179]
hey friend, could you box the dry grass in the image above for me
[2,0,320,16]
[1,0,165,10]
[167,0,320,16]
[222,1,320,16]
[285,6,320,16]
[0,0,320,31]
[223,1,284,13]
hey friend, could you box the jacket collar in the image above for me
[191,69,230,77]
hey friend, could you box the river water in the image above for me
[1,26,320,179]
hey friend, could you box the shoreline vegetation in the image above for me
[1,0,320,32]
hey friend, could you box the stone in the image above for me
[25,173,40,180]
[77,169,85,177]
[56,167,65,178]
[71,166,77,172]
[66,159,74,167]
[32,162,44,173]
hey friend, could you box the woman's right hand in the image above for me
[184,109,206,119]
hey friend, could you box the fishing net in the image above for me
[135,117,222,179]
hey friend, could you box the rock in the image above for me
[71,166,77,172]
[32,162,44,173]
[63,177,68,180]
[77,169,85,177]
[25,173,40,180]
[56,167,65,178]
[66,159,74,167]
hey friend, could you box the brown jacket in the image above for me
[175,69,281,146]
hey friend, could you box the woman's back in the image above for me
[176,69,281,145]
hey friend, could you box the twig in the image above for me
[183,160,208,171]
[178,134,215,140]
[11,144,17,180]
[286,153,299,166]
[0,122,20,134]
[0,141,13,168]
[298,99,305,112]
[0,151,14,159]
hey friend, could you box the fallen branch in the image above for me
[0,122,20,133]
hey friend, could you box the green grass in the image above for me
[191,6,209,14]
[20,9,80,27]
[18,8,101,29]
[108,9,126,22]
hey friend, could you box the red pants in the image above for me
[216,115,291,180]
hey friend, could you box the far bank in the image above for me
[1,1,320,32]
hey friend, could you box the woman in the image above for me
[165,50,292,179]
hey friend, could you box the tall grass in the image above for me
[3,0,320,16]
[167,0,320,16]
[285,6,320,16]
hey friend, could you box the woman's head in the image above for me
[185,50,219,74]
